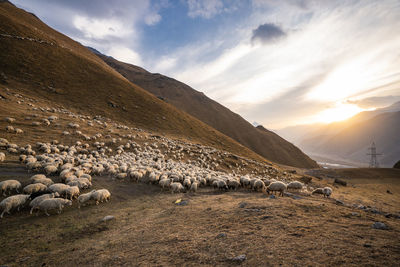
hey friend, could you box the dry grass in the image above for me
[1,160,400,266]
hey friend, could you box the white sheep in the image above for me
[287,181,303,191]
[29,192,59,214]
[159,179,171,190]
[266,181,287,196]
[31,175,54,186]
[252,179,265,192]
[78,190,96,208]
[44,165,58,175]
[170,182,184,193]
[0,180,22,196]
[323,187,332,198]
[227,179,240,190]
[49,183,70,195]
[0,152,5,162]
[37,198,72,216]
[64,186,80,200]
[0,194,30,218]
[6,125,15,132]
[311,186,332,197]
[23,183,47,194]
[90,189,111,205]
[189,181,199,193]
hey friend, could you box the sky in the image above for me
[13,0,400,129]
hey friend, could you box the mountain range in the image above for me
[278,102,400,167]
[0,1,317,168]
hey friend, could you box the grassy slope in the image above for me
[98,55,318,169]
[0,1,268,164]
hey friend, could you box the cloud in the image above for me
[251,23,286,44]
[346,95,400,109]
[186,0,224,18]
[108,46,143,66]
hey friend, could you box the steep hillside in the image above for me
[0,1,268,163]
[96,54,318,168]
[301,111,400,167]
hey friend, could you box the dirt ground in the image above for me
[1,161,400,266]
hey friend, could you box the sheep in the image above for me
[37,198,72,216]
[170,182,184,193]
[0,194,31,218]
[64,186,80,200]
[323,187,332,198]
[91,189,111,205]
[183,178,191,189]
[44,165,58,175]
[0,180,22,196]
[23,183,47,195]
[266,181,287,196]
[227,179,240,190]
[159,179,171,190]
[287,181,303,191]
[252,179,265,192]
[49,183,70,195]
[189,181,199,193]
[116,172,127,179]
[6,125,15,132]
[78,190,96,208]
[5,117,15,123]
[15,128,23,134]
[30,175,54,186]
[29,192,59,214]
[0,152,5,162]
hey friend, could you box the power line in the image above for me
[367,142,382,168]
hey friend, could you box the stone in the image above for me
[231,254,246,262]
[239,202,248,208]
[101,215,115,222]
[216,233,227,238]
[372,222,388,230]
[334,178,347,186]
[269,195,276,199]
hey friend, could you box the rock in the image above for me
[269,195,276,199]
[239,202,248,208]
[335,199,344,205]
[216,233,227,238]
[385,213,393,218]
[299,175,312,184]
[387,190,392,194]
[372,222,388,230]
[101,215,115,222]
[334,178,347,186]
[261,215,273,220]
[351,212,360,216]
[231,254,246,262]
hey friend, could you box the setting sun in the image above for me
[313,103,369,124]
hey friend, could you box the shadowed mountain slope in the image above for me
[0,1,271,163]
[97,54,318,168]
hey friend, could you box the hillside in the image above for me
[0,1,271,164]
[300,111,400,167]
[95,54,318,168]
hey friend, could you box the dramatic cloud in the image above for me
[346,95,400,109]
[186,0,224,18]
[251,23,286,44]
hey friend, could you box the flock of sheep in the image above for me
[0,90,333,219]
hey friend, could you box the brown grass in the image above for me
[1,160,400,266]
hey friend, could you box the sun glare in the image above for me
[313,103,366,124]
